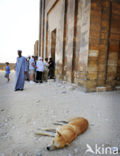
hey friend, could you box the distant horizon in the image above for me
[0,0,39,64]
[0,52,33,64]
[0,61,15,64]
[0,52,34,63]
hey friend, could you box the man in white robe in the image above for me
[14,50,27,91]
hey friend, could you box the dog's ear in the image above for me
[57,131,62,137]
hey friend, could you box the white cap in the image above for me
[38,56,42,60]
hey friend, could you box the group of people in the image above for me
[27,55,55,84]
[4,50,55,91]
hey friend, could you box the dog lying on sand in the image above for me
[47,117,88,150]
[35,117,88,151]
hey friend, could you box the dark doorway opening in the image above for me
[51,29,56,62]
[72,0,78,83]
[50,29,56,79]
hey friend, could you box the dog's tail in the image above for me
[34,131,56,137]
[57,120,68,124]
[53,120,68,125]
[37,128,56,133]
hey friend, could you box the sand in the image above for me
[0,71,120,156]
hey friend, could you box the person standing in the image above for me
[36,57,44,83]
[14,50,27,91]
[29,56,36,84]
[34,56,38,82]
[48,57,55,79]
[43,58,49,82]
[5,62,10,82]
[25,57,29,81]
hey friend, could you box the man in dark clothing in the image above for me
[48,57,55,79]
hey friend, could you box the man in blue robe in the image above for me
[14,50,27,91]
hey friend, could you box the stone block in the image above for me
[88,59,98,64]
[87,87,96,92]
[89,50,99,57]
[116,81,120,86]
[87,72,97,80]
[107,66,117,72]
[98,64,106,71]
[107,72,116,80]
[98,57,106,64]
[97,72,106,79]
[86,80,97,89]
[100,32,109,39]
[96,87,106,92]
[101,20,109,28]
[78,79,85,86]
[115,86,120,90]
[79,72,86,79]
[106,85,113,91]
[87,65,97,72]
[106,80,116,86]
[97,80,105,86]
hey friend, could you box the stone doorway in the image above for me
[51,29,56,62]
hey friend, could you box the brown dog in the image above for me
[47,117,88,150]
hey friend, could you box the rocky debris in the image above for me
[26,118,32,124]
[67,153,72,156]
[73,148,78,154]
[19,115,23,119]
[97,112,101,117]
[64,110,69,114]
[0,109,4,112]
[104,118,109,121]
[57,84,63,87]
[12,126,16,130]
[66,85,77,91]
[0,153,5,156]
[36,100,41,103]
[0,72,120,156]
[90,123,95,127]
[17,153,23,156]
[51,115,56,119]
[36,151,42,156]
[48,79,55,83]
[0,131,8,137]
[61,91,67,94]
[96,87,106,92]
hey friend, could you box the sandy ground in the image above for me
[0,71,120,156]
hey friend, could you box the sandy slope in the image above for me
[0,72,120,156]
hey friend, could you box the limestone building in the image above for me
[34,40,39,56]
[38,0,120,92]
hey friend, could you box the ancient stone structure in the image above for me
[34,40,39,56]
[38,0,120,92]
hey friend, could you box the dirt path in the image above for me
[0,72,120,156]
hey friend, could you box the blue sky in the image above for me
[0,0,39,63]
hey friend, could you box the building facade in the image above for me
[34,40,39,57]
[38,0,120,92]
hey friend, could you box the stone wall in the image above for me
[38,0,120,92]
[76,0,91,89]
[63,0,75,82]
[87,0,120,91]
[47,0,65,80]
[40,0,91,85]
[34,40,39,56]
